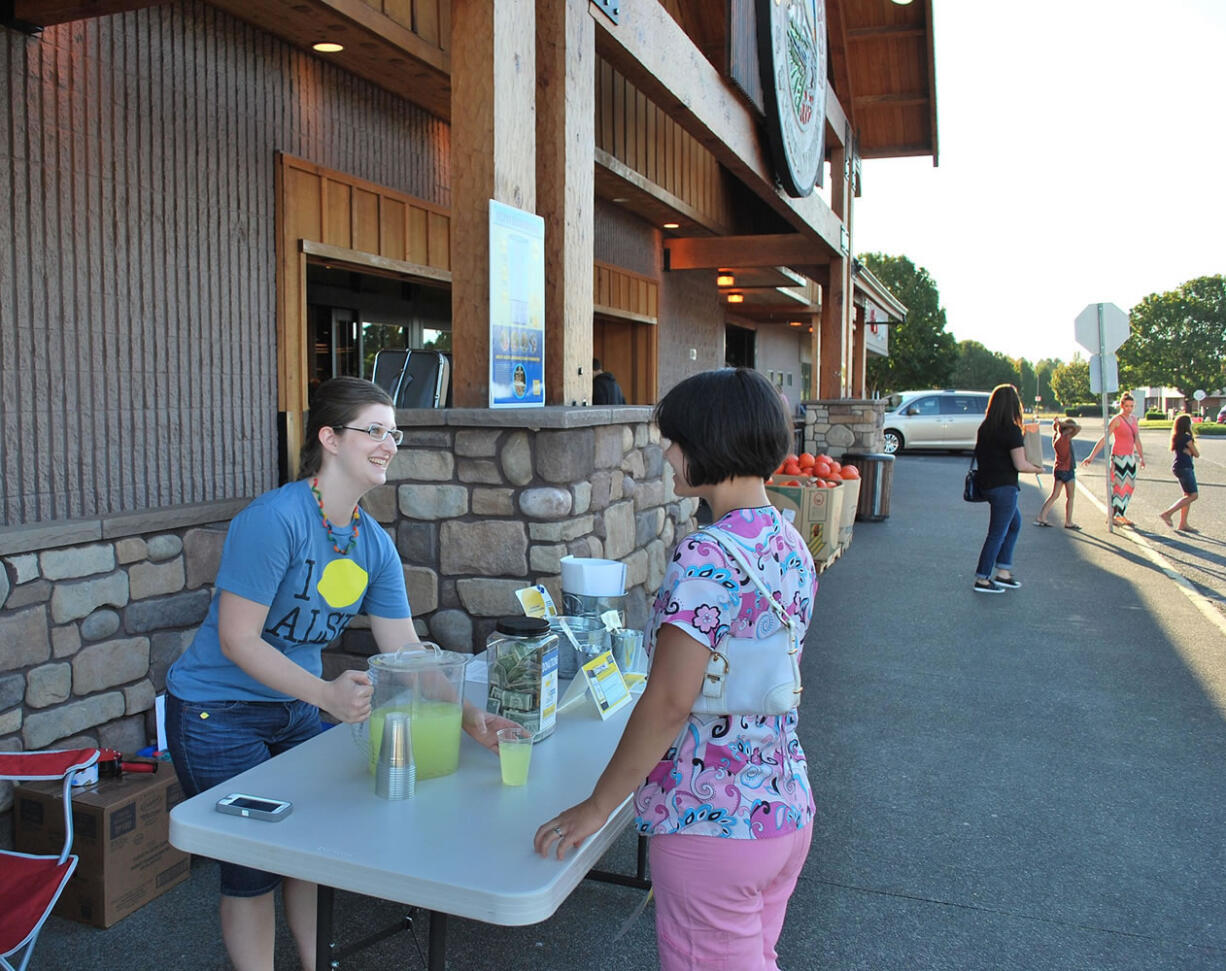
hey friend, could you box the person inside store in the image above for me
[592,357,627,405]
[535,367,818,970]
[1081,392,1146,525]
[972,383,1044,594]
[164,376,516,971]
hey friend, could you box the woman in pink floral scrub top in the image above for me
[634,511,816,839]
[535,368,817,970]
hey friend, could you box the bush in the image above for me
[1145,410,1166,420]
[1064,404,1103,418]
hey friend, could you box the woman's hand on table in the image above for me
[320,670,373,724]
[462,706,520,754]
[534,797,610,860]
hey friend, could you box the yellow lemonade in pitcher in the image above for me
[369,701,463,779]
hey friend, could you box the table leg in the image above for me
[427,910,447,971]
[316,884,335,971]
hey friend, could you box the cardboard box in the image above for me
[836,477,861,550]
[14,768,190,928]
[766,481,843,564]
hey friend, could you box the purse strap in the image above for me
[691,529,800,640]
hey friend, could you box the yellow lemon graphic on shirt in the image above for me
[317,558,369,609]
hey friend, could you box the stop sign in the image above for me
[1075,303,1130,354]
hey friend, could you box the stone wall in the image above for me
[0,407,696,826]
[353,406,696,661]
[800,399,887,456]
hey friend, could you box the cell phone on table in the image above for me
[215,793,293,822]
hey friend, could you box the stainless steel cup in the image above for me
[374,712,415,800]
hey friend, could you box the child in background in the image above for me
[1035,418,1081,529]
[1159,414,1200,531]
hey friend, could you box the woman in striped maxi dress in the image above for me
[1082,393,1146,525]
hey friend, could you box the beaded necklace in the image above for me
[310,477,360,555]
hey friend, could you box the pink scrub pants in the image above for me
[649,827,813,971]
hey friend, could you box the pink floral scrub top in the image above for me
[633,506,818,839]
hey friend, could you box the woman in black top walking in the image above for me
[973,384,1043,593]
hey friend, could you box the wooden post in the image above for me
[850,302,867,397]
[819,263,843,399]
[450,0,537,407]
[537,0,595,405]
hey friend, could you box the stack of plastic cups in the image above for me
[374,712,416,800]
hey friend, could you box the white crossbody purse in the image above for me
[686,529,804,716]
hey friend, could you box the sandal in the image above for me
[1064,524,1082,530]
[1033,520,1052,527]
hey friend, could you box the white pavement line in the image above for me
[1075,479,1226,640]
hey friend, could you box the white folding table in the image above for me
[169,692,646,969]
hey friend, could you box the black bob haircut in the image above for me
[653,368,791,486]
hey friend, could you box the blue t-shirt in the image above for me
[167,480,411,702]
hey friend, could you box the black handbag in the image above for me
[963,455,986,502]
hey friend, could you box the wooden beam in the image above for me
[593,4,843,257]
[450,0,536,407]
[11,0,165,26]
[846,24,926,40]
[300,241,452,286]
[538,0,595,405]
[666,234,830,270]
[854,92,930,107]
[826,0,854,132]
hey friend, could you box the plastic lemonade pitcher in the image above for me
[360,644,468,780]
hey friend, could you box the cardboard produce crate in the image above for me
[836,477,861,550]
[766,481,843,565]
[15,766,191,928]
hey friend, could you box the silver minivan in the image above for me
[881,389,990,454]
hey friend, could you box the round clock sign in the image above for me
[757,0,828,198]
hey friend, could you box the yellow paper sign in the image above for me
[580,650,631,719]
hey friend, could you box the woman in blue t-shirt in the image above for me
[165,377,514,970]
[1159,413,1200,531]
[972,384,1043,594]
[534,368,817,970]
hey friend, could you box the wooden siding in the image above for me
[0,0,449,528]
[595,57,735,232]
[276,154,451,466]
[593,261,658,324]
[357,0,449,47]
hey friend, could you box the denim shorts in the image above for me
[1054,468,1075,483]
[1174,467,1198,495]
[165,692,323,897]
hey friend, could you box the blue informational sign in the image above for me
[489,200,546,408]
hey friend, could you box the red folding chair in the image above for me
[0,748,100,971]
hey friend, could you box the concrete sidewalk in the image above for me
[35,453,1226,969]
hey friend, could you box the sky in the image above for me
[852,0,1226,366]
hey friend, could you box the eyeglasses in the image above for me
[334,424,404,446]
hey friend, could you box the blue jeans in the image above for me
[165,692,323,896]
[976,485,1021,580]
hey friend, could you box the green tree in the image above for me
[1014,358,1037,407]
[1050,358,1092,408]
[1034,358,1061,410]
[951,340,1018,390]
[1117,275,1226,399]
[860,253,957,394]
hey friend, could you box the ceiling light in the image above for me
[662,222,680,230]
[789,320,802,327]
[612,197,629,203]
[726,292,744,304]
[889,0,914,4]
[313,42,344,53]
[716,273,735,288]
